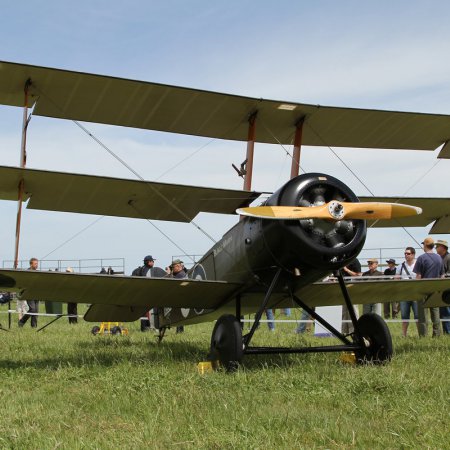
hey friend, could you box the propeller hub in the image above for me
[328,201,345,220]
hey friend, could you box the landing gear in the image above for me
[207,268,393,371]
[355,313,392,364]
[210,314,243,372]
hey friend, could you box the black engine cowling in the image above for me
[246,173,366,273]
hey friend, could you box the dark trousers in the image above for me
[67,303,78,324]
[19,300,39,327]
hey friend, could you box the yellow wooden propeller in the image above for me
[237,201,422,221]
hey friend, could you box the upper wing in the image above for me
[0,269,242,309]
[1,61,450,151]
[0,166,260,221]
[359,197,450,233]
[297,278,450,308]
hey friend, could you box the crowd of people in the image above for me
[5,237,450,337]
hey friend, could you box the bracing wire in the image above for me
[32,84,222,254]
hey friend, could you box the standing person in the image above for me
[16,293,28,321]
[18,258,40,328]
[341,258,362,334]
[265,309,275,331]
[383,259,399,319]
[167,259,187,333]
[362,258,382,315]
[413,237,444,337]
[396,247,419,337]
[132,255,166,331]
[435,239,450,335]
[66,267,78,324]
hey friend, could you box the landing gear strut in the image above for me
[209,268,393,371]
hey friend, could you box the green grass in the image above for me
[0,306,448,449]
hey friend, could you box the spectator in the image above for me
[396,247,419,337]
[362,258,382,315]
[66,267,78,324]
[167,259,187,333]
[18,258,40,328]
[435,239,450,335]
[341,258,362,334]
[265,309,275,331]
[383,259,399,319]
[413,237,444,337]
[295,308,314,334]
[132,255,166,331]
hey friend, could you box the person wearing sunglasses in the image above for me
[396,247,419,337]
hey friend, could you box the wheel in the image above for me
[111,326,122,335]
[210,315,243,372]
[355,313,393,364]
[91,325,100,335]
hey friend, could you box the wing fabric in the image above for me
[296,279,450,308]
[0,166,260,221]
[1,61,450,150]
[0,270,242,309]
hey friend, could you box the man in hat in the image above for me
[383,259,399,319]
[413,237,444,337]
[132,255,166,331]
[435,239,450,334]
[167,259,187,333]
[18,258,40,328]
[362,258,382,315]
[167,259,187,279]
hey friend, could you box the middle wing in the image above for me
[0,166,261,222]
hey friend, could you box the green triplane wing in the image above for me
[1,61,450,152]
[0,166,260,221]
[0,269,242,310]
[297,278,450,308]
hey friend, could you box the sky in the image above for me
[1,0,450,272]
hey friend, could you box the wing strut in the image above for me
[14,78,32,270]
[290,118,304,179]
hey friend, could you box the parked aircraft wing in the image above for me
[0,270,242,309]
[1,61,450,151]
[297,278,450,308]
[84,304,149,322]
[359,196,450,232]
[0,166,260,221]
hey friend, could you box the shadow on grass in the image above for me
[0,340,209,371]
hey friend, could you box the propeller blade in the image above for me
[237,202,422,221]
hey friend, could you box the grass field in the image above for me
[0,305,448,449]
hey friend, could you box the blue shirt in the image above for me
[413,253,444,279]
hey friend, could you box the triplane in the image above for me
[1,61,450,371]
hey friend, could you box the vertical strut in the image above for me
[13,79,32,270]
[243,112,257,191]
[290,119,304,179]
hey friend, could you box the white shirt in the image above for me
[396,260,417,279]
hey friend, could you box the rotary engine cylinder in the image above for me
[245,173,366,273]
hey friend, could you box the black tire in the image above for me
[210,315,243,372]
[111,326,122,335]
[355,313,393,364]
[91,325,100,335]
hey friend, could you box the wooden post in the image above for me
[290,119,304,179]
[243,113,257,191]
[13,79,31,269]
